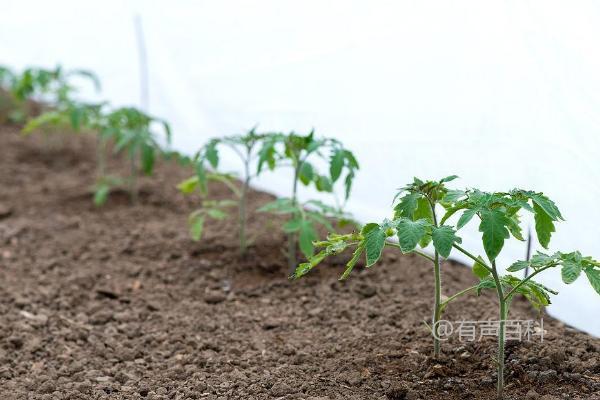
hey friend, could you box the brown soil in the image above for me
[0,125,598,400]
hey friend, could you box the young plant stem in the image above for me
[287,164,300,273]
[429,199,442,358]
[129,152,138,204]
[239,152,251,257]
[490,260,507,399]
[96,135,106,179]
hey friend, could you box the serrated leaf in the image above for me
[507,260,529,272]
[413,198,433,247]
[529,192,563,221]
[431,225,461,258]
[476,276,496,295]
[479,209,510,261]
[205,142,219,168]
[533,202,555,249]
[457,208,477,230]
[299,162,314,185]
[363,225,386,267]
[506,216,524,242]
[330,149,344,182]
[584,268,600,295]
[473,256,490,278]
[394,193,420,219]
[396,218,429,253]
[561,261,582,284]
[443,189,466,203]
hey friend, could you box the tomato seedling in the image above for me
[294,176,462,358]
[439,188,600,399]
[257,130,359,271]
[178,130,282,256]
[0,64,100,123]
[104,107,171,204]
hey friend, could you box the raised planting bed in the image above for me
[0,126,598,399]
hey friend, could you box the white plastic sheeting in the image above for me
[1,1,599,335]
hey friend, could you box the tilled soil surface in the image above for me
[0,126,598,400]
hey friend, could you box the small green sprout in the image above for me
[178,129,281,256]
[105,107,171,204]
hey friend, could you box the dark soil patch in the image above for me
[0,126,598,399]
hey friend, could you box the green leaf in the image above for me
[298,220,317,258]
[473,256,490,278]
[443,189,466,203]
[396,218,429,253]
[584,268,600,295]
[457,208,477,230]
[344,171,354,200]
[413,197,433,247]
[529,192,563,221]
[177,176,198,194]
[394,193,420,219]
[533,202,555,249]
[431,225,461,258]
[330,149,344,182]
[258,198,298,214]
[507,260,529,272]
[189,214,205,241]
[195,162,208,194]
[205,141,219,168]
[476,276,497,295]
[440,203,467,225]
[206,209,228,220]
[506,213,525,241]
[299,162,314,185]
[561,261,582,284]
[479,209,510,261]
[141,144,155,175]
[439,175,459,183]
[93,184,110,206]
[363,225,386,267]
[315,175,333,192]
[283,218,302,233]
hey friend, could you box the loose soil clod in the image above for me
[0,126,598,399]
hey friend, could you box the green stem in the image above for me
[453,243,494,273]
[384,241,435,262]
[238,148,252,258]
[440,285,478,308]
[490,260,506,399]
[503,264,555,301]
[429,199,442,359]
[287,164,300,273]
[129,152,138,204]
